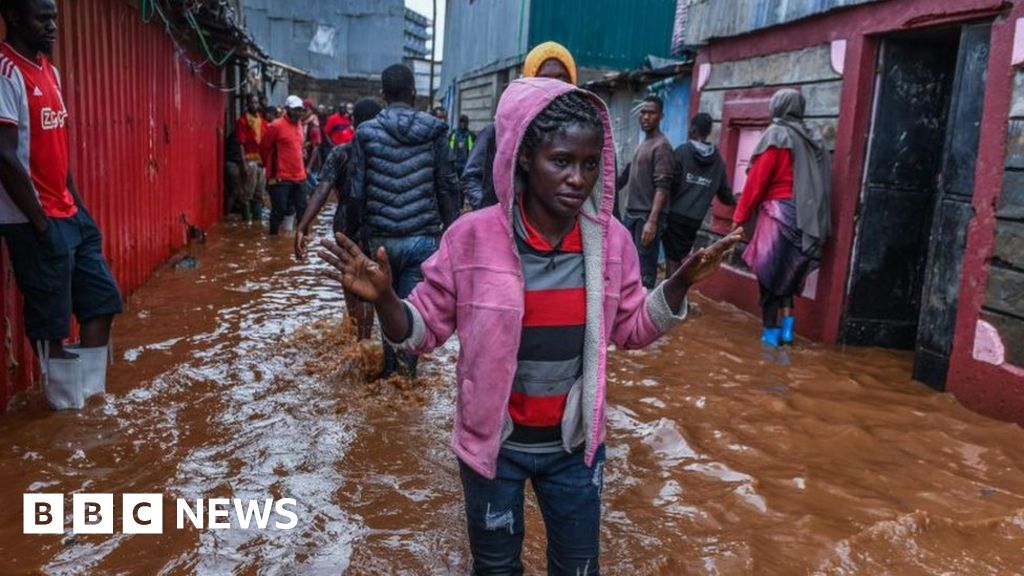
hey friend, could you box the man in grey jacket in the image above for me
[348,63,459,377]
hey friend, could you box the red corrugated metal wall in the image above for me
[0,0,226,410]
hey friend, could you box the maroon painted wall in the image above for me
[690,0,1024,423]
[0,0,226,411]
[947,0,1024,424]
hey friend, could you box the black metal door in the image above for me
[914,23,991,390]
[842,38,958,347]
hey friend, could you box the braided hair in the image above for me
[519,91,604,162]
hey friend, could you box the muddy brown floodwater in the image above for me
[2,211,1024,576]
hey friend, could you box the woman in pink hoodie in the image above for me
[321,78,741,574]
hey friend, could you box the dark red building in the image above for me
[685,0,1024,422]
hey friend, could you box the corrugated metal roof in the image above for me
[684,0,887,45]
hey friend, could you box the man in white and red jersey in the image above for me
[0,0,122,409]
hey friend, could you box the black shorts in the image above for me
[661,214,701,262]
[1,209,123,341]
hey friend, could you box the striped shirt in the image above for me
[504,202,585,454]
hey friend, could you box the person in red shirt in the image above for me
[732,89,832,347]
[301,97,322,175]
[234,93,268,221]
[261,95,308,235]
[322,103,354,146]
[0,0,123,409]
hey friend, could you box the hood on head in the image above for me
[770,89,805,120]
[492,77,616,228]
[377,105,448,145]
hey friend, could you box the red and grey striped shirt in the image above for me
[504,202,585,453]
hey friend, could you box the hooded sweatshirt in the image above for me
[670,140,734,224]
[349,102,459,238]
[386,78,688,479]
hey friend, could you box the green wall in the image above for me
[528,0,677,70]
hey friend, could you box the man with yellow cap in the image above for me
[461,41,577,209]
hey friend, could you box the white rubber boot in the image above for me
[39,342,84,410]
[69,344,108,400]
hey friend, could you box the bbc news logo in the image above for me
[24,494,299,534]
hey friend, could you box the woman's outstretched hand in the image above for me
[663,228,745,311]
[677,227,745,286]
[319,233,412,342]
[318,232,394,303]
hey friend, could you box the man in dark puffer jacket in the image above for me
[348,63,459,378]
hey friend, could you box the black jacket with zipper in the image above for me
[348,103,459,238]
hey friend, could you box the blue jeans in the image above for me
[367,235,438,377]
[459,445,606,575]
[624,212,663,289]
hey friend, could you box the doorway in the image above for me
[842,23,991,390]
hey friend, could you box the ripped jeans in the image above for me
[459,445,606,575]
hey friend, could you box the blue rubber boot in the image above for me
[761,327,781,348]
[781,316,795,345]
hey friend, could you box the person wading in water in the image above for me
[732,88,832,347]
[320,78,742,574]
[295,98,382,340]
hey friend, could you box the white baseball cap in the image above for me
[285,95,303,109]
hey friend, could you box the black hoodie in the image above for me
[669,140,734,225]
[349,103,459,238]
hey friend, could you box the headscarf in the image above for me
[522,41,578,85]
[750,89,832,257]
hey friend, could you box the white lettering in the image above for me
[274,498,299,530]
[123,494,164,534]
[23,494,63,534]
[72,493,114,534]
[207,498,231,529]
[176,498,204,529]
[685,172,713,187]
[233,498,274,530]
[26,494,298,533]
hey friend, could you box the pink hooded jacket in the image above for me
[391,78,687,479]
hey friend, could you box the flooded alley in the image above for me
[2,213,1024,576]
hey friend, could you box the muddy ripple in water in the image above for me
[2,210,1024,575]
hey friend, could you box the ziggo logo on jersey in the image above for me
[41,107,67,130]
[23,494,299,534]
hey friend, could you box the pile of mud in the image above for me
[286,317,442,406]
